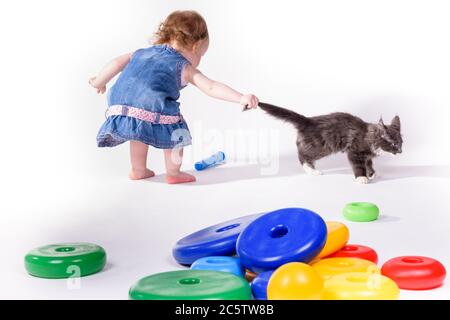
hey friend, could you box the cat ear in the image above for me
[391,115,401,131]
[378,118,387,131]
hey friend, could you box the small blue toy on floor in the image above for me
[195,151,226,171]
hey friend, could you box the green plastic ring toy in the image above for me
[343,202,380,222]
[24,243,106,279]
[129,270,252,300]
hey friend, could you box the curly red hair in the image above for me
[154,11,209,49]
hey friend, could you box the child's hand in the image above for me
[240,94,259,110]
[89,77,106,94]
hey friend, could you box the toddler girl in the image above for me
[90,11,259,184]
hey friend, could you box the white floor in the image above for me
[2,153,450,300]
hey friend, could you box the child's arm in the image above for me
[89,52,134,94]
[185,65,259,109]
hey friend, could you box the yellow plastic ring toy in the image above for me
[323,272,400,300]
[267,262,324,300]
[312,258,380,280]
[317,222,350,259]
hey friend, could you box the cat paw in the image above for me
[355,176,370,184]
[309,169,323,176]
[303,164,322,176]
[368,172,377,180]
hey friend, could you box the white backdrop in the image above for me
[1,0,450,300]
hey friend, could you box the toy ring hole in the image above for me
[55,247,76,253]
[342,246,358,252]
[216,224,240,233]
[402,257,424,264]
[351,203,371,208]
[346,275,368,283]
[206,258,229,264]
[179,278,201,285]
[270,225,289,238]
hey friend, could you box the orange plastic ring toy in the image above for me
[317,222,350,259]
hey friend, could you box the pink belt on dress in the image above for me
[105,105,184,125]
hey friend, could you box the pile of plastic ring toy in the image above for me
[24,204,446,300]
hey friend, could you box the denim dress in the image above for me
[97,45,192,149]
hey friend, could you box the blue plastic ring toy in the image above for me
[173,213,263,265]
[190,256,245,277]
[236,208,327,273]
[251,271,274,300]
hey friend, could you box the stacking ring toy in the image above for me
[190,256,245,277]
[381,256,446,290]
[317,222,349,258]
[173,213,262,265]
[24,243,106,279]
[343,202,380,222]
[251,271,273,300]
[267,263,324,300]
[329,244,378,264]
[312,258,379,280]
[323,272,400,300]
[237,208,327,273]
[129,270,252,300]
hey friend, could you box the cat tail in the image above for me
[258,102,311,130]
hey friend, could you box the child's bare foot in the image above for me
[129,168,155,180]
[166,172,196,184]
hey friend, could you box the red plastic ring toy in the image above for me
[328,244,378,264]
[381,256,446,290]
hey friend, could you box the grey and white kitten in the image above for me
[258,102,403,184]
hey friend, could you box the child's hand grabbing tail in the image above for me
[240,94,259,110]
[89,77,107,94]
